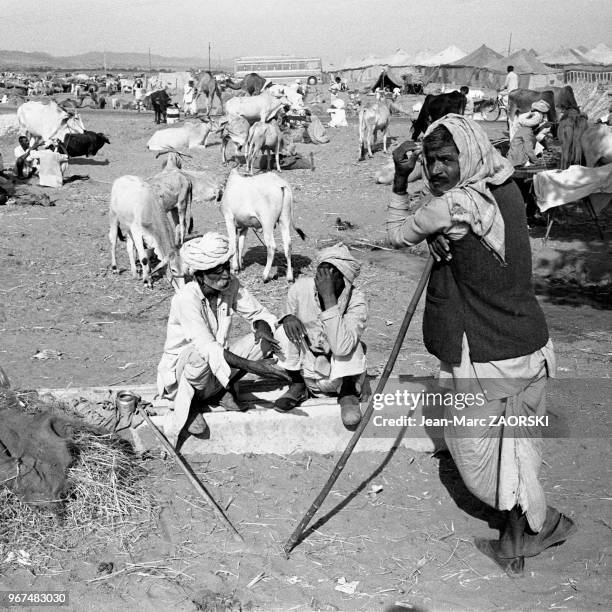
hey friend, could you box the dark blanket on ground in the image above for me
[0,400,73,510]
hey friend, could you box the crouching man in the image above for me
[273,243,368,429]
[157,232,290,447]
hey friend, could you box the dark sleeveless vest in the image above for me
[422,179,549,364]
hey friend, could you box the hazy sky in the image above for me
[1,0,610,64]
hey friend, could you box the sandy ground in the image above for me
[0,105,611,611]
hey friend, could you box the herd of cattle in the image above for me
[10,76,612,293]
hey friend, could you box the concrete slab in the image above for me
[38,380,440,456]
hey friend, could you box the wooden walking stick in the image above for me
[283,256,434,557]
[138,406,244,543]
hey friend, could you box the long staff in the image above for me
[138,406,244,542]
[283,256,434,557]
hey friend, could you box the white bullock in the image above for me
[109,176,185,289]
[359,101,391,160]
[17,100,85,146]
[147,121,214,151]
[224,91,290,125]
[220,169,306,282]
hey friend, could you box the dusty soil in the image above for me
[0,105,611,611]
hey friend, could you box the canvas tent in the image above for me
[371,69,404,91]
[538,47,597,68]
[421,45,466,67]
[147,71,193,94]
[586,43,612,64]
[487,49,563,88]
[424,44,503,89]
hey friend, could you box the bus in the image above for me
[233,56,323,84]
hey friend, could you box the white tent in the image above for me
[423,46,466,67]
[585,43,612,64]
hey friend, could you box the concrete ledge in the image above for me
[38,381,439,456]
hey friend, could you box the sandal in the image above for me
[523,507,577,557]
[274,383,308,412]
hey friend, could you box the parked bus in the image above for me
[233,56,322,84]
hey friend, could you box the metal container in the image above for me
[115,390,139,414]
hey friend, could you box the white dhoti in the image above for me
[274,326,366,396]
[162,333,262,442]
[327,108,348,127]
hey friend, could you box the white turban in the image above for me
[518,111,543,128]
[531,100,550,114]
[316,242,361,284]
[180,232,234,272]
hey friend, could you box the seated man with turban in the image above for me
[157,232,290,447]
[507,100,551,169]
[273,243,368,429]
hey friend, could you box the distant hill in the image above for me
[0,49,233,71]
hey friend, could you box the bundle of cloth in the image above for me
[533,164,612,214]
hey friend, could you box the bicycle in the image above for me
[479,93,508,121]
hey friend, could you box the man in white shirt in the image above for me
[14,136,37,179]
[157,232,290,447]
[29,144,68,188]
[183,79,196,115]
[499,65,519,105]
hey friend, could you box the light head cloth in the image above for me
[518,111,543,128]
[315,242,361,284]
[180,232,234,273]
[531,100,550,113]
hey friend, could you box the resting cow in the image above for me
[411,91,466,139]
[147,121,214,151]
[359,101,391,160]
[17,100,85,147]
[220,169,306,282]
[62,131,110,157]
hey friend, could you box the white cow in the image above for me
[109,176,185,289]
[147,121,214,151]
[219,114,251,165]
[220,169,306,282]
[17,100,85,147]
[152,152,220,245]
[245,120,283,174]
[359,101,391,160]
[224,91,290,125]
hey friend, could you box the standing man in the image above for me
[183,79,196,116]
[157,232,290,447]
[499,65,519,106]
[273,243,368,429]
[385,115,576,576]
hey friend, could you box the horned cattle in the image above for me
[17,100,85,147]
[147,121,213,151]
[359,101,391,160]
[220,169,306,282]
[109,175,185,289]
[224,91,290,125]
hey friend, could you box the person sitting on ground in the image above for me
[273,243,368,429]
[14,136,37,179]
[329,76,342,95]
[29,142,68,188]
[156,232,290,448]
[506,101,550,168]
[386,114,575,577]
[460,86,474,118]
